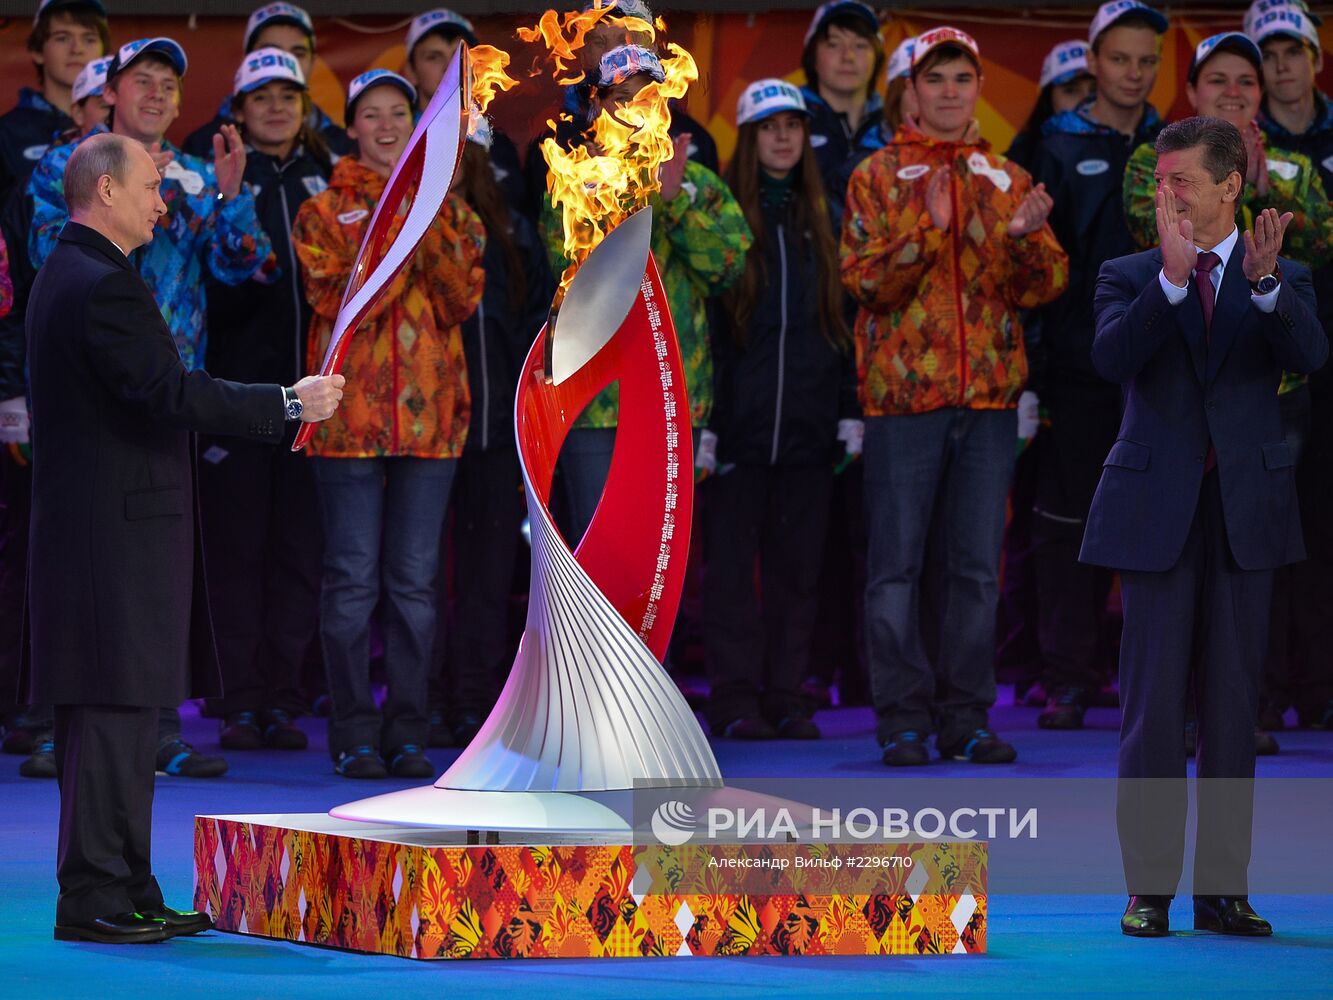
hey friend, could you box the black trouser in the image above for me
[431,446,526,720]
[1116,471,1269,897]
[995,442,1041,691]
[1289,389,1333,722]
[0,451,34,723]
[1032,383,1122,696]
[703,462,832,730]
[1261,386,1312,717]
[198,436,322,717]
[53,705,165,924]
[807,462,868,702]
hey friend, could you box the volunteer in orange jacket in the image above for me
[841,27,1068,767]
[292,69,486,780]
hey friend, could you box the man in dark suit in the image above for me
[1083,116,1327,938]
[24,132,343,944]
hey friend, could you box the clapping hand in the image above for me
[212,123,247,203]
[1242,207,1293,284]
[147,141,175,177]
[1007,182,1054,238]
[1244,123,1270,198]
[1156,184,1196,288]
[925,166,952,231]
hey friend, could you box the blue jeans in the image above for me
[862,409,1016,746]
[312,456,457,757]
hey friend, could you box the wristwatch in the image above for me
[1250,263,1282,295]
[282,385,304,421]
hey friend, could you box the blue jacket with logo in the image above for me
[28,125,275,372]
[1028,100,1163,387]
[801,86,882,212]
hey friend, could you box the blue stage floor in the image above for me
[3,691,1331,998]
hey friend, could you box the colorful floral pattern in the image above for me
[292,156,486,458]
[194,817,988,959]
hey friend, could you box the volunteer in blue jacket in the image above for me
[1006,40,1097,173]
[1026,0,1167,730]
[199,48,334,754]
[799,0,884,201]
[1246,0,1333,734]
[429,122,554,748]
[705,80,857,741]
[182,3,352,160]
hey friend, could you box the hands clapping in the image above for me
[1007,182,1054,238]
[1242,207,1293,284]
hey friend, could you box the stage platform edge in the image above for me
[194,813,988,959]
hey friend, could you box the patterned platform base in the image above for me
[194,814,988,960]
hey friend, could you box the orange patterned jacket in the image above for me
[840,124,1068,417]
[293,156,486,458]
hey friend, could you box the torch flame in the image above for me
[542,42,696,299]
[517,2,657,86]
[469,43,519,115]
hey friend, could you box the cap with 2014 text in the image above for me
[736,78,809,126]
[406,9,478,55]
[244,3,314,52]
[1041,40,1090,88]
[1087,0,1168,45]
[233,46,307,96]
[108,37,189,81]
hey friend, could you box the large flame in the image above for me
[542,42,696,297]
[517,3,657,86]
[469,44,519,114]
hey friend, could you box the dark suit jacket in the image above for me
[1079,241,1328,573]
[24,222,286,707]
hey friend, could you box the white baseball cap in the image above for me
[911,26,981,72]
[244,3,314,52]
[736,78,809,126]
[1088,1,1168,45]
[108,37,189,81]
[1188,31,1263,83]
[886,36,916,83]
[1249,5,1322,49]
[595,44,666,88]
[1040,40,1090,89]
[34,0,104,26]
[1245,0,1322,36]
[406,9,478,57]
[233,46,306,96]
[71,55,111,104]
[344,68,416,122]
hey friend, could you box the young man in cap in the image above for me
[841,27,1067,767]
[182,3,352,160]
[522,0,718,220]
[1023,0,1167,731]
[25,37,275,780]
[1248,0,1333,735]
[404,10,526,213]
[0,0,108,768]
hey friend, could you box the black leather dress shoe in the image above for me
[141,906,213,937]
[1193,896,1273,936]
[54,912,169,944]
[1121,895,1171,937]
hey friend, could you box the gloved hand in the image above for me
[696,429,718,477]
[0,397,29,446]
[836,419,864,457]
[1017,390,1040,443]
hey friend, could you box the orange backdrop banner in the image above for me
[2,8,1331,169]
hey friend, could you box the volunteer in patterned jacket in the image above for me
[292,69,486,780]
[799,0,884,203]
[1005,40,1097,174]
[841,27,1068,767]
[1024,0,1166,731]
[182,3,352,161]
[0,0,108,765]
[428,124,554,749]
[24,37,274,780]
[705,80,857,742]
[539,45,751,544]
[1246,0,1333,734]
[198,49,334,756]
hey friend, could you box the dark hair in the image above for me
[1017,72,1094,139]
[64,131,132,212]
[884,76,909,134]
[456,141,527,311]
[409,26,466,69]
[1154,115,1247,183]
[722,118,850,351]
[27,6,111,85]
[911,44,981,80]
[1090,12,1162,55]
[231,86,332,175]
[802,13,886,97]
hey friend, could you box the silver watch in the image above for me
[283,385,304,421]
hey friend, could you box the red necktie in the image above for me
[1195,250,1222,473]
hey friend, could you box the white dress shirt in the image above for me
[1157,225,1280,313]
